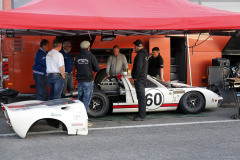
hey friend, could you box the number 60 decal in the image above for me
[145,89,164,110]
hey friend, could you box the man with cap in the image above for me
[32,39,49,101]
[46,38,66,100]
[75,41,100,125]
[60,41,74,97]
[132,39,149,121]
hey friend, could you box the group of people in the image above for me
[32,38,164,122]
[32,39,100,117]
[33,39,74,101]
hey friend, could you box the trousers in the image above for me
[47,74,64,100]
[61,73,74,97]
[33,73,48,101]
[77,81,94,112]
[134,77,146,118]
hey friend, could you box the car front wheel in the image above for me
[179,91,205,114]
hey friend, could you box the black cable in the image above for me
[194,34,211,47]
[188,33,211,48]
[192,32,201,47]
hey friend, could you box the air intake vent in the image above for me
[14,36,23,52]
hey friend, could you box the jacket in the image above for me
[131,49,149,79]
[74,49,100,82]
[60,49,73,74]
[32,48,47,75]
[106,53,128,76]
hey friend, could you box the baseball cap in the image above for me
[133,39,143,46]
[80,41,90,49]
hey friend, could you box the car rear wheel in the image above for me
[179,91,205,114]
[88,89,109,117]
[94,69,106,85]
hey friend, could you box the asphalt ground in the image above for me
[1,95,240,160]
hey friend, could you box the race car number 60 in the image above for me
[145,89,164,110]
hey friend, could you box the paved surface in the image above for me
[1,95,240,160]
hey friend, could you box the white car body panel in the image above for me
[2,98,88,138]
[112,75,222,113]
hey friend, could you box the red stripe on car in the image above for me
[161,103,178,107]
[7,105,25,108]
[113,105,139,109]
[113,103,178,109]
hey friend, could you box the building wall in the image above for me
[189,0,240,12]
[0,0,2,10]
[11,0,31,9]
[2,0,11,10]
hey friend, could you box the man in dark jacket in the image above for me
[132,39,149,121]
[60,41,74,97]
[32,39,49,101]
[75,41,100,114]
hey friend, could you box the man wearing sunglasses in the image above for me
[60,41,74,97]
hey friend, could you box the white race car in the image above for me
[86,75,223,117]
[1,98,88,138]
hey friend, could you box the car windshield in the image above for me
[128,78,158,88]
[42,99,76,106]
[148,76,171,88]
[150,76,189,88]
[157,80,173,88]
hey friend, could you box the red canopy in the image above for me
[0,0,240,31]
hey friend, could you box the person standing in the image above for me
[148,47,164,81]
[132,39,149,121]
[32,39,49,101]
[75,41,100,113]
[46,39,66,100]
[60,41,74,97]
[106,45,128,78]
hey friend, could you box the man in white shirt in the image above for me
[46,38,66,100]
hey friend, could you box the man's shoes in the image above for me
[88,122,94,127]
[88,119,93,127]
[133,115,144,121]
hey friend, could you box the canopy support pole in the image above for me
[186,34,192,86]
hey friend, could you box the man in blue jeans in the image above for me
[32,39,49,101]
[75,41,100,126]
[46,39,66,100]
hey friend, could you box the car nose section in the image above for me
[6,110,33,138]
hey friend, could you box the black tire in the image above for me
[94,69,106,85]
[179,91,205,114]
[88,89,109,117]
